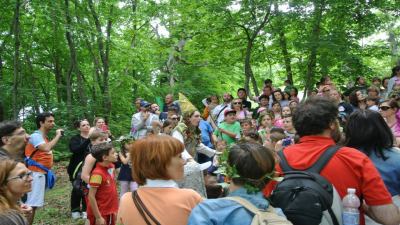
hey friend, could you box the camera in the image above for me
[282,138,292,147]
[60,130,65,136]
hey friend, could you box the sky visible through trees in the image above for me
[0,0,399,137]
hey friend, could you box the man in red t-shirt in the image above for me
[264,97,400,225]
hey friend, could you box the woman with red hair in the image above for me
[117,135,202,225]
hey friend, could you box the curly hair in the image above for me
[293,97,338,137]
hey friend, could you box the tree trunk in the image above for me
[0,101,3,121]
[64,0,87,106]
[88,0,113,115]
[244,41,253,96]
[388,27,399,66]
[50,0,65,104]
[12,0,21,120]
[165,38,187,88]
[241,3,271,97]
[303,0,325,99]
[279,30,293,84]
[274,2,293,84]
[24,53,41,114]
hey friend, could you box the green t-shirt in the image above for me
[213,121,241,145]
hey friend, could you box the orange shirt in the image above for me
[25,130,53,172]
[117,187,202,225]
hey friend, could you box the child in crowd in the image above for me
[213,110,241,145]
[205,139,227,199]
[288,100,298,113]
[257,112,274,145]
[81,129,108,184]
[366,96,380,111]
[80,129,109,222]
[271,101,283,127]
[242,131,262,144]
[282,115,296,138]
[117,138,137,198]
[87,142,118,225]
[265,127,286,152]
[290,87,299,103]
[282,106,292,117]
[240,119,255,137]
[162,119,177,135]
[209,139,227,179]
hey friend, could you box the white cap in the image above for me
[347,188,356,194]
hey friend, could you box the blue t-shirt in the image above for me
[199,120,214,148]
[368,148,400,196]
[30,130,45,149]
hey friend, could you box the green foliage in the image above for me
[1,0,399,148]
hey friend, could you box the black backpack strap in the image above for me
[277,150,294,172]
[328,207,340,225]
[216,105,228,119]
[307,145,341,173]
[278,145,341,173]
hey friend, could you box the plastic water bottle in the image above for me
[342,188,360,225]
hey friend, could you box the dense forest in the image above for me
[1,0,399,143]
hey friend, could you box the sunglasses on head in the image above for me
[379,106,391,111]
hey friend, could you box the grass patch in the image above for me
[33,161,86,225]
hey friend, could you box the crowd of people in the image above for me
[1,65,400,225]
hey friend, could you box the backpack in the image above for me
[225,196,293,225]
[270,145,342,225]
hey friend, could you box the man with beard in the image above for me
[264,97,400,225]
[0,121,30,160]
[211,93,233,127]
[131,101,160,139]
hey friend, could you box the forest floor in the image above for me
[33,161,85,225]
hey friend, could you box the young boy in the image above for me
[87,142,118,225]
[240,118,255,137]
[212,110,241,145]
[366,96,379,111]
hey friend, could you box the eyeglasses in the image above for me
[10,130,27,137]
[379,106,391,111]
[232,102,242,105]
[7,171,33,182]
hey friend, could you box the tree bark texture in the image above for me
[274,2,293,85]
[303,0,325,99]
[64,0,87,107]
[243,2,271,97]
[12,0,21,119]
[88,0,113,115]
[165,38,187,88]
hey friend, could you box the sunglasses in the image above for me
[379,106,391,111]
[232,102,242,105]
[171,117,179,120]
